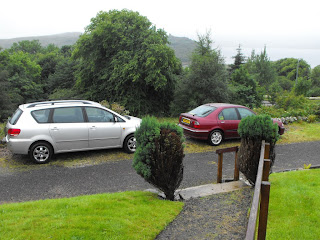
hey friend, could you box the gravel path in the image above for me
[156,187,253,240]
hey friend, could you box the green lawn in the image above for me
[267,169,320,239]
[0,191,183,240]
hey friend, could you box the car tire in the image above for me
[123,134,136,153]
[208,130,223,146]
[29,141,53,164]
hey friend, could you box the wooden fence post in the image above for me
[217,153,223,183]
[258,181,271,240]
[234,148,239,181]
[262,159,271,181]
[264,143,270,159]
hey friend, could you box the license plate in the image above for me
[182,118,191,125]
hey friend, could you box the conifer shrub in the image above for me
[132,116,185,200]
[237,114,279,185]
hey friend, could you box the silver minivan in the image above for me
[5,100,141,164]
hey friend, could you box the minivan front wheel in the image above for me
[124,134,136,153]
[29,142,53,164]
[208,130,223,146]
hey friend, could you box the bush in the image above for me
[99,100,130,116]
[275,91,308,110]
[237,115,279,185]
[132,117,185,200]
[238,115,279,143]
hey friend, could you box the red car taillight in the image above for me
[193,121,200,128]
[8,128,21,136]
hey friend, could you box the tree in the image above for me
[230,44,246,73]
[229,66,262,108]
[9,40,43,55]
[4,50,43,104]
[73,10,181,116]
[273,58,310,82]
[0,70,13,120]
[245,47,277,93]
[133,117,184,201]
[170,32,229,114]
[309,65,320,96]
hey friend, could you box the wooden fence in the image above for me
[216,140,271,240]
[245,140,271,240]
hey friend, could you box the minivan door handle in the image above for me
[51,127,59,131]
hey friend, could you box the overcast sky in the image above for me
[1,0,320,65]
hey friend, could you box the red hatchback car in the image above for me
[178,103,285,146]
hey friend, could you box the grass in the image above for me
[0,191,184,240]
[267,169,320,239]
[277,121,320,144]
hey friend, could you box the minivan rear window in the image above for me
[31,109,51,123]
[189,105,217,117]
[9,109,23,125]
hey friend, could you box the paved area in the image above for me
[0,141,319,203]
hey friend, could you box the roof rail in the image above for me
[26,100,93,108]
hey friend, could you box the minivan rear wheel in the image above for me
[29,141,53,164]
[208,130,223,146]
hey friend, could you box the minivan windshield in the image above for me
[189,105,216,117]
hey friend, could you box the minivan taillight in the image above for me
[8,128,21,136]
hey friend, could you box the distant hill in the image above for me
[0,32,196,66]
[0,32,82,49]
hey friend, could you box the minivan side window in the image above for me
[85,107,115,122]
[220,108,239,120]
[9,109,23,125]
[31,109,51,123]
[52,107,84,123]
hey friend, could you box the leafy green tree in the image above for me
[273,58,310,81]
[170,32,229,114]
[309,65,320,96]
[73,9,181,115]
[277,76,294,91]
[47,57,76,92]
[4,50,43,103]
[229,66,262,108]
[294,77,312,96]
[9,40,43,55]
[311,65,320,87]
[245,47,277,93]
[0,70,13,120]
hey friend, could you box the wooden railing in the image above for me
[245,140,271,240]
[215,146,239,183]
[216,141,271,240]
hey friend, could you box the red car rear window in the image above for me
[188,105,216,117]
